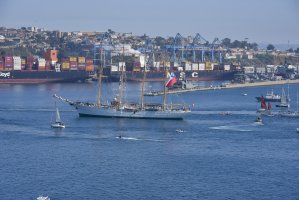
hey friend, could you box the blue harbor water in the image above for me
[0,82,299,199]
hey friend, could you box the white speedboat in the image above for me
[254,116,263,125]
[37,196,50,200]
[176,129,185,133]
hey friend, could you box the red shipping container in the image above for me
[86,59,93,64]
[4,56,13,62]
[70,61,78,70]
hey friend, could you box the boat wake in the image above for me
[115,136,164,142]
[191,110,257,116]
[209,124,253,132]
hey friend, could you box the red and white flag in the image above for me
[166,72,177,88]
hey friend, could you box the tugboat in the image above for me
[256,90,281,102]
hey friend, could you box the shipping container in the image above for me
[69,57,77,62]
[185,64,192,71]
[4,67,13,71]
[153,62,160,68]
[205,62,213,70]
[133,67,141,72]
[86,59,93,64]
[213,65,224,70]
[224,65,230,71]
[70,61,78,70]
[111,65,118,72]
[191,63,199,71]
[4,56,13,63]
[13,56,22,70]
[62,62,70,70]
[38,66,46,71]
[177,67,184,71]
[0,59,3,69]
[198,63,205,71]
[78,63,86,70]
[45,49,58,62]
[78,57,85,64]
[85,65,94,72]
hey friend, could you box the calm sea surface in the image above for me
[0,81,298,200]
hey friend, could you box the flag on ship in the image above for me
[166,72,177,88]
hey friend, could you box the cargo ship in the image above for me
[0,70,91,83]
[102,60,240,82]
[106,70,237,82]
[0,49,94,84]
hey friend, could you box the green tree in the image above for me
[267,44,275,51]
[221,38,231,47]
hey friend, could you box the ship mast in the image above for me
[118,46,125,108]
[96,48,103,107]
[163,62,167,111]
[140,57,146,110]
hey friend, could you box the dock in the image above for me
[145,79,299,96]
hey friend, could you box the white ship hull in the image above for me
[76,105,190,119]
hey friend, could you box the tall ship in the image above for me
[55,50,191,120]
[0,49,93,84]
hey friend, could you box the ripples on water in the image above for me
[0,82,299,200]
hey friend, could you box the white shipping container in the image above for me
[191,63,199,71]
[185,64,192,71]
[111,65,119,72]
[13,56,22,70]
[224,65,230,71]
[198,63,205,71]
[38,58,46,66]
[185,63,191,69]
[177,67,184,71]
[153,62,160,68]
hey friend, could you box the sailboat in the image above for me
[276,87,290,108]
[51,102,65,128]
[257,96,267,113]
[280,92,299,117]
[266,102,274,116]
[55,50,191,120]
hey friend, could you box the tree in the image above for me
[267,44,275,51]
[222,38,231,47]
[295,47,299,53]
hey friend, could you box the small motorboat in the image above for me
[242,93,247,96]
[176,129,185,133]
[37,196,50,200]
[254,116,263,124]
[51,122,65,128]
